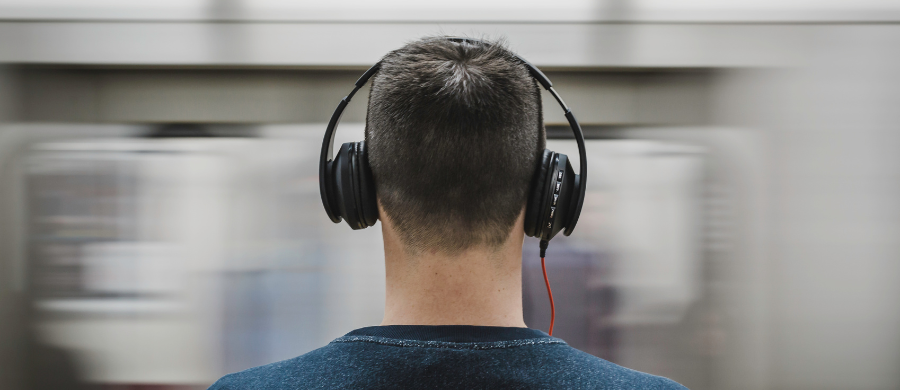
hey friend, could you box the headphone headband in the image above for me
[319,37,587,235]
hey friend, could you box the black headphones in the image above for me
[319,37,587,248]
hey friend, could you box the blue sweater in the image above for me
[209,325,687,389]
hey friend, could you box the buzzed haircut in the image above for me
[365,36,546,254]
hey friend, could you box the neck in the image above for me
[380,217,527,327]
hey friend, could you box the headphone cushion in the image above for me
[355,142,379,227]
[337,143,362,229]
[335,142,378,230]
[322,157,342,223]
[524,149,554,237]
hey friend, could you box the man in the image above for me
[209,36,687,389]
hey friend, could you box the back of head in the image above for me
[365,36,545,254]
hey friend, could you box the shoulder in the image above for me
[206,359,297,390]
[545,344,687,390]
[207,344,341,390]
[207,337,687,390]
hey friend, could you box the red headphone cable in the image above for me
[539,240,555,336]
[541,256,556,336]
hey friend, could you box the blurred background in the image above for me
[1,1,899,389]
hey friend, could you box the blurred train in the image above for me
[15,124,705,387]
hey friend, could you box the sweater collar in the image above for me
[345,325,551,343]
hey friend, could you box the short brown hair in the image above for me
[365,36,545,254]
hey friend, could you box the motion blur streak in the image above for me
[1,1,899,390]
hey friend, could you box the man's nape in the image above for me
[378,203,528,328]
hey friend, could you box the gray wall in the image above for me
[15,68,712,126]
[710,26,900,390]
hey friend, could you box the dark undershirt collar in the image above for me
[345,325,550,343]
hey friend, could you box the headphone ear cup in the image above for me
[322,155,342,223]
[336,142,362,229]
[524,149,554,237]
[334,142,378,230]
[355,142,379,227]
[540,153,574,241]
